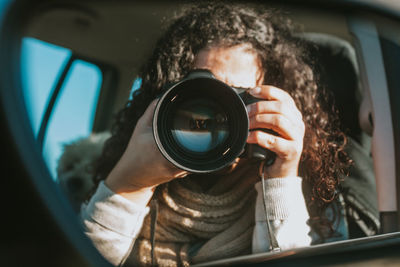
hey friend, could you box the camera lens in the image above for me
[171,98,229,153]
[153,72,248,173]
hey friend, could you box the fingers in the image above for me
[249,113,303,140]
[249,85,295,105]
[246,85,305,166]
[247,130,303,160]
[247,85,302,122]
[247,100,303,125]
[247,85,304,139]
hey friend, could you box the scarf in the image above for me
[126,161,260,266]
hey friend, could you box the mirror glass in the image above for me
[19,1,400,265]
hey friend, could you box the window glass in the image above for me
[21,37,72,134]
[21,38,103,179]
[43,60,102,178]
[129,77,142,100]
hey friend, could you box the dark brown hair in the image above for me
[93,2,351,241]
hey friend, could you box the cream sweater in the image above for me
[81,177,311,266]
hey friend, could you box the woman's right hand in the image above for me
[105,100,188,204]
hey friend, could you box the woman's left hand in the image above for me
[246,85,305,178]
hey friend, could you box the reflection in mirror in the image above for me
[21,38,103,178]
[364,14,400,233]
[19,1,384,266]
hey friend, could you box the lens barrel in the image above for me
[153,70,275,173]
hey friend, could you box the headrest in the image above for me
[300,33,362,143]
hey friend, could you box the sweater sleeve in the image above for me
[252,177,312,253]
[80,181,149,266]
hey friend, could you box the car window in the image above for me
[21,37,102,178]
[21,37,71,134]
[129,77,142,100]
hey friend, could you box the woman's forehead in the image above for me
[193,44,264,88]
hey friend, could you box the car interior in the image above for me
[3,0,400,266]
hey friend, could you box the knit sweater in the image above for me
[81,175,315,266]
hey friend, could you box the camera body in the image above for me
[238,90,277,165]
[153,69,276,173]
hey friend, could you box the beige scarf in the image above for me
[127,161,260,266]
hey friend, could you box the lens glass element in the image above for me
[171,98,229,153]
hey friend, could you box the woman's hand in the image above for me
[246,85,305,178]
[105,100,187,204]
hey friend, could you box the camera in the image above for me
[153,69,276,173]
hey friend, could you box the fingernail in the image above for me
[250,86,261,95]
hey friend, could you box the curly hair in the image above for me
[93,2,351,241]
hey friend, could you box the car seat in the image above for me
[300,32,379,238]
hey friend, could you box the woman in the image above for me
[81,2,350,266]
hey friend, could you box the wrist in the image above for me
[105,178,155,206]
[264,160,299,179]
[105,165,156,206]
